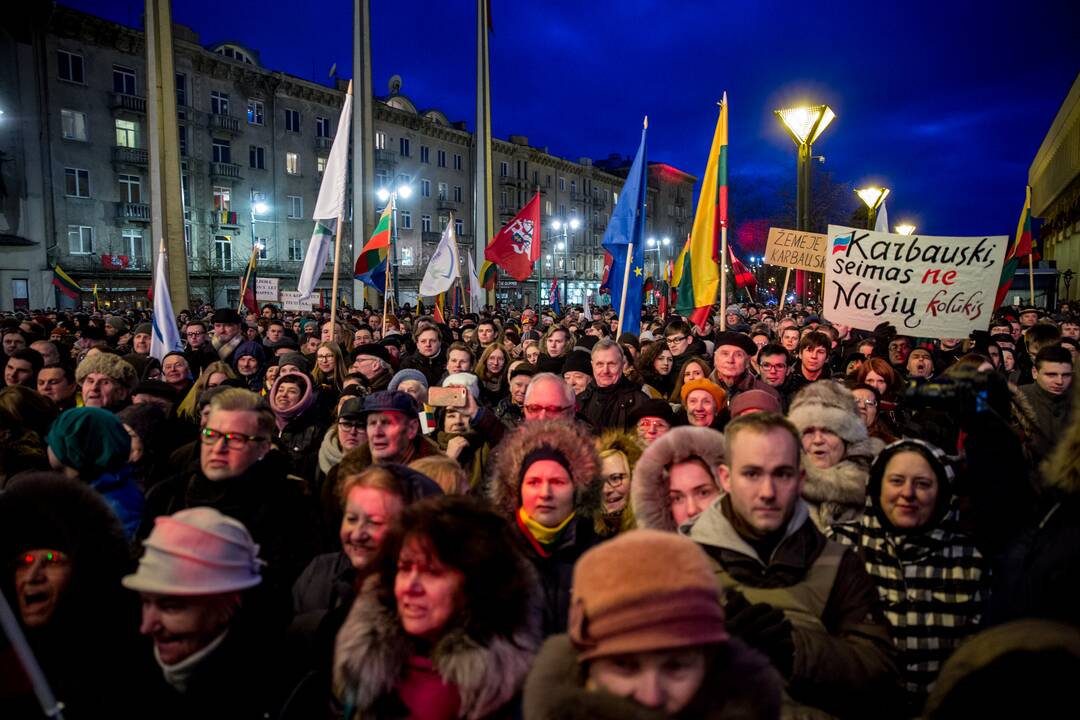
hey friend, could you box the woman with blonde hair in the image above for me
[409,455,469,495]
[594,431,642,537]
[176,360,237,421]
[313,341,349,392]
[476,342,510,405]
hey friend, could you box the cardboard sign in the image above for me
[765,227,827,272]
[280,290,315,312]
[255,277,279,301]
[823,225,1007,339]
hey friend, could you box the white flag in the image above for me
[419,221,460,296]
[298,85,353,299]
[150,240,183,361]
[583,292,593,320]
[467,253,485,312]
[874,202,889,233]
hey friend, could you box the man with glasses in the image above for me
[182,319,217,374]
[523,373,577,422]
[663,320,702,361]
[140,388,319,599]
[756,343,792,409]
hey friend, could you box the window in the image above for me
[212,138,231,164]
[214,236,233,270]
[122,229,145,265]
[285,109,301,133]
[175,73,187,107]
[559,176,565,191]
[375,132,386,150]
[533,170,539,185]
[420,145,430,163]
[438,182,448,201]
[181,175,191,206]
[210,91,229,116]
[400,211,412,229]
[64,168,89,198]
[400,246,415,267]
[288,195,303,219]
[247,99,264,125]
[178,126,187,156]
[317,156,327,174]
[455,219,464,236]
[545,200,553,216]
[453,186,462,202]
[112,65,136,95]
[500,161,508,177]
[546,174,552,187]
[115,119,138,148]
[316,116,331,138]
[559,204,566,217]
[420,179,431,198]
[286,152,300,175]
[249,145,265,169]
[421,215,432,232]
[288,238,304,261]
[117,174,141,202]
[453,153,462,170]
[57,50,84,83]
[61,109,87,141]
[399,137,410,157]
[439,215,448,231]
[500,190,508,208]
[437,149,446,168]
[68,225,94,254]
[571,180,577,194]
[257,240,269,260]
[213,186,231,211]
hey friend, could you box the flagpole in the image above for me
[451,211,468,316]
[779,268,791,311]
[616,243,633,338]
[719,223,728,331]
[382,192,395,333]
[1027,252,1035,306]
[236,245,258,314]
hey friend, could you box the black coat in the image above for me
[512,515,600,637]
[576,377,647,432]
[276,407,329,475]
[399,349,447,388]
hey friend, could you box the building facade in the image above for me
[2,4,696,312]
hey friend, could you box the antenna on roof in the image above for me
[328,63,337,79]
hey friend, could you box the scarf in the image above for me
[269,373,315,431]
[156,629,229,693]
[517,506,575,557]
[211,333,243,361]
[318,427,344,474]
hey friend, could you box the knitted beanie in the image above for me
[680,378,728,410]
[568,529,728,660]
[390,368,429,392]
[46,407,132,478]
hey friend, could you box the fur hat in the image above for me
[75,352,138,390]
[632,426,726,532]
[787,380,867,445]
[487,419,599,518]
[568,529,728,661]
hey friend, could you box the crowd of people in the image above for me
[2,297,1080,719]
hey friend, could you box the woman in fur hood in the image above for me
[333,495,542,720]
[787,380,884,530]
[486,418,601,637]
[631,426,726,532]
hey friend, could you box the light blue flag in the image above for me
[601,122,648,335]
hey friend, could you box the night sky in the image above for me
[69,0,1079,247]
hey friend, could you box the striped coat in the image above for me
[831,512,985,710]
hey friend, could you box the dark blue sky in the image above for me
[72,0,1078,238]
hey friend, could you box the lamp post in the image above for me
[551,217,579,304]
[895,223,916,236]
[376,183,413,305]
[775,104,835,304]
[855,187,890,230]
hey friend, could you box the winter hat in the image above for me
[75,352,139,391]
[568,529,728,660]
[561,349,593,377]
[787,380,868,445]
[116,403,168,445]
[680,378,728,410]
[122,507,264,595]
[133,322,153,337]
[389,368,429,392]
[442,372,480,400]
[278,351,311,374]
[46,407,132,478]
[627,398,678,427]
[105,317,129,334]
[730,388,782,417]
[133,379,179,404]
[713,331,758,357]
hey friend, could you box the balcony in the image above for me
[421,231,442,244]
[209,210,241,229]
[316,136,332,150]
[570,191,586,202]
[209,161,242,181]
[112,146,148,166]
[437,198,460,214]
[374,149,396,168]
[498,175,517,187]
[116,202,151,223]
[110,92,146,114]
[208,113,240,134]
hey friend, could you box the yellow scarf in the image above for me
[518,506,575,546]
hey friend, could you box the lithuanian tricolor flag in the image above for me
[52,264,83,300]
[478,260,497,290]
[994,186,1034,309]
[674,94,727,328]
[354,203,392,291]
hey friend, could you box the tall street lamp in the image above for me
[551,217,579,304]
[376,183,413,303]
[855,186,890,230]
[895,223,916,236]
[775,104,835,304]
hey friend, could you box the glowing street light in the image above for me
[855,186,890,230]
[253,201,269,216]
[895,223,916,236]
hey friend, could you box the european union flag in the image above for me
[601,121,648,336]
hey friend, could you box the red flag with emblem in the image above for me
[729,246,756,289]
[485,192,541,281]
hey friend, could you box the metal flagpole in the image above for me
[616,243,633,338]
[719,225,728,331]
[329,215,346,327]
[382,192,395,332]
[779,268,791,311]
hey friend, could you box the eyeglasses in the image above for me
[186,330,205,337]
[524,404,573,416]
[603,473,629,487]
[666,336,688,345]
[637,418,670,430]
[760,362,787,372]
[338,420,364,432]
[201,427,267,449]
[854,398,878,408]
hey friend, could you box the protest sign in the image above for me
[765,227,827,272]
[255,277,279,301]
[824,225,1007,339]
[280,290,315,312]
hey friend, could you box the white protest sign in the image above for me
[255,277,279,301]
[824,225,1007,339]
[765,227,827,272]
[280,290,315,312]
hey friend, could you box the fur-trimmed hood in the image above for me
[631,426,726,532]
[801,454,874,529]
[1041,378,1080,495]
[486,419,600,519]
[334,571,543,719]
